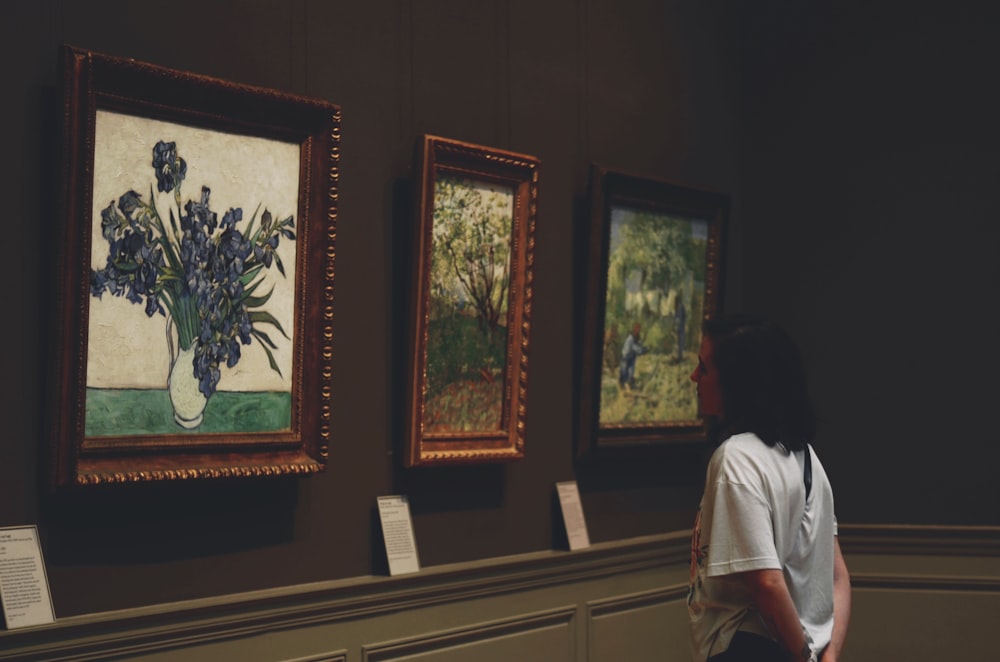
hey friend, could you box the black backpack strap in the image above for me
[803,445,813,500]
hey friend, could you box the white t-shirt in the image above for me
[687,433,837,661]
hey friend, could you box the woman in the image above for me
[687,315,850,662]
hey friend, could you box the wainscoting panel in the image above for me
[847,587,999,659]
[0,533,686,661]
[586,586,691,661]
[1,527,998,661]
[838,524,1000,660]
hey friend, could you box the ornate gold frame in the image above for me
[405,135,539,466]
[577,166,727,458]
[49,46,340,488]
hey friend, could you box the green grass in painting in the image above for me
[424,312,506,432]
[599,351,699,424]
[85,389,292,436]
[423,379,504,433]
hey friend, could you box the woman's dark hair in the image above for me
[702,315,816,452]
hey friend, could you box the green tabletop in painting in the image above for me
[85,388,291,436]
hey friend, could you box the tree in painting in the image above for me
[600,208,707,425]
[424,175,514,432]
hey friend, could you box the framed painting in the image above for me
[48,46,340,488]
[577,166,727,457]
[405,135,539,466]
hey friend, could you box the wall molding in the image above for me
[849,573,1000,592]
[284,654,347,662]
[587,585,689,616]
[0,533,687,661]
[362,606,577,661]
[839,523,1000,594]
[839,523,1000,556]
[2,525,998,660]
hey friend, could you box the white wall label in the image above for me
[377,496,420,576]
[0,526,55,629]
[556,481,591,551]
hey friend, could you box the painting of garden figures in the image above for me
[599,205,707,427]
[578,167,726,454]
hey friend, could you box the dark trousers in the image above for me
[708,631,787,661]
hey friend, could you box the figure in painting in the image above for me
[675,297,687,362]
[618,322,647,389]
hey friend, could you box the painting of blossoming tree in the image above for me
[423,175,514,433]
[85,110,299,436]
[405,135,538,466]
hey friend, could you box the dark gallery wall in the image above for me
[734,2,1000,526]
[1,1,738,618]
[2,0,996,625]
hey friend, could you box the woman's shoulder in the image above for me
[717,432,802,480]
[710,433,771,474]
[716,432,767,456]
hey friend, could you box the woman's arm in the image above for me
[820,537,851,662]
[740,568,815,661]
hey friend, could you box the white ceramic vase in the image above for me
[168,343,207,429]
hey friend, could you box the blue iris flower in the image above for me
[152,141,187,194]
[118,190,142,218]
[92,140,296,401]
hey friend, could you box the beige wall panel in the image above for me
[845,588,999,660]
[587,588,690,662]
